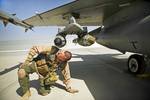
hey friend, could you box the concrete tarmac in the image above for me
[0,45,150,100]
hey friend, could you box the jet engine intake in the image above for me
[54,35,66,48]
[73,34,95,46]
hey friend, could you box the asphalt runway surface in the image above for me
[0,46,150,100]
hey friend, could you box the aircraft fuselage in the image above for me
[96,1,150,56]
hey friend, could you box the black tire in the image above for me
[127,54,146,74]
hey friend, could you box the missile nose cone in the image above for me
[54,38,62,47]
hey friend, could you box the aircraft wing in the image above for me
[0,10,33,32]
[24,0,133,26]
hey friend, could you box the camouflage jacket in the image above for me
[25,45,71,85]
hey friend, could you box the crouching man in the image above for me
[18,46,78,100]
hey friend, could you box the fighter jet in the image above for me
[23,0,150,74]
[0,10,33,32]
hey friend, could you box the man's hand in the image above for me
[66,87,79,93]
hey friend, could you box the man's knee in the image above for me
[18,69,26,79]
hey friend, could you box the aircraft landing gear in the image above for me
[127,54,146,74]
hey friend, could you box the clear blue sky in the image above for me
[0,0,74,41]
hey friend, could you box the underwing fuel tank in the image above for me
[73,34,95,46]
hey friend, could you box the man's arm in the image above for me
[61,62,78,93]
[25,46,52,63]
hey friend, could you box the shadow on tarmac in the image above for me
[0,63,22,75]
[69,54,150,100]
[16,80,66,96]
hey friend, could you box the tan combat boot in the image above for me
[21,90,31,100]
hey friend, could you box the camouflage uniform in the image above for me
[18,46,71,95]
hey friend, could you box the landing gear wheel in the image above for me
[128,54,146,74]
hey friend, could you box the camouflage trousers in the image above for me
[18,62,57,96]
